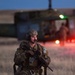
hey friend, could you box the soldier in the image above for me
[59,23,69,46]
[13,29,51,75]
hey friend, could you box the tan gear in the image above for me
[28,29,38,36]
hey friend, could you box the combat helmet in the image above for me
[28,29,38,36]
[26,29,38,41]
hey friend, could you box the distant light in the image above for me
[67,39,75,43]
[71,39,75,43]
[59,14,64,19]
[55,40,60,44]
[59,14,68,19]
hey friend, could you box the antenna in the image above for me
[49,0,52,10]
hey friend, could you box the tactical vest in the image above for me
[14,41,50,70]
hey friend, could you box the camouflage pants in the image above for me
[15,69,42,75]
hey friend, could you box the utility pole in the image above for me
[49,0,52,9]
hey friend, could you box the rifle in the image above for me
[38,56,53,72]
[23,44,53,72]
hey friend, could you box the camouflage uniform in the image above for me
[14,40,50,75]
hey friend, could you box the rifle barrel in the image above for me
[48,66,53,72]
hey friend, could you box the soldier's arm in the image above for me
[14,48,27,65]
[14,41,28,65]
[43,47,51,64]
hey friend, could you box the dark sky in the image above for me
[0,0,75,10]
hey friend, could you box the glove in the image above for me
[28,50,34,55]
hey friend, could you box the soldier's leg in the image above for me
[16,70,31,75]
[34,68,42,75]
[39,68,43,75]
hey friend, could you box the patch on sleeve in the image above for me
[43,47,47,53]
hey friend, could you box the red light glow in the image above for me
[67,39,75,43]
[67,40,70,43]
[71,39,75,43]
